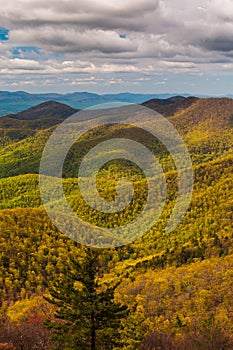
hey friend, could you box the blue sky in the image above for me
[0,27,9,40]
[1,0,233,95]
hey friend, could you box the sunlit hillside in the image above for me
[0,97,232,349]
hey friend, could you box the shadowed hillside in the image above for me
[0,97,232,178]
[0,101,78,146]
[142,95,198,117]
[6,100,78,120]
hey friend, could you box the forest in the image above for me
[0,97,232,349]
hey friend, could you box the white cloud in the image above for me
[1,0,233,93]
[10,28,137,54]
[0,56,149,75]
[2,0,233,58]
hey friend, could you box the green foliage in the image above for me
[0,208,82,302]
[115,305,152,350]
[0,151,232,302]
[117,255,233,340]
[45,248,128,350]
[0,97,232,178]
[0,97,232,348]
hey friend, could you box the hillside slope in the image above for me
[7,100,78,120]
[0,98,232,178]
[0,96,233,347]
[0,101,79,146]
[142,95,198,117]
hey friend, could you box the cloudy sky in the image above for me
[1,0,233,94]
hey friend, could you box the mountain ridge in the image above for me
[142,95,198,116]
[6,100,78,120]
[0,93,232,347]
[0,90,209,116]
[0,97,232,178]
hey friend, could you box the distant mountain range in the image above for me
[5,96,197,121]
[0,90,208,116]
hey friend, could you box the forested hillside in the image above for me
[0,97,232,349]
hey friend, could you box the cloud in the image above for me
[201,36,233,52]
[10,28,137,54]
[0,56,148,75]
[0,56,41,71]
[1,0,233,93]
[2,0,233,60]
[0,1,228,53]
[1,0,159,31]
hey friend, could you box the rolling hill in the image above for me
[0,101,79,146]
[142,95,198,117]
[6,100,78,120]
[0,97,232,178]
[0,96,232,348]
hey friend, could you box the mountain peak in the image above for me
[8,100,78,120]
[142,95,198,117]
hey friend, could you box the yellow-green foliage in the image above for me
[116,255,233,339]
[0,98,232,346]
[7,296,53,324]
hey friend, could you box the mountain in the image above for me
[0,90,204,116]
[102,92,179,103]
[7,100,78,120]
[1,97,232,178]
[0,96,232,348]
[169,97,233,129]
[0,101,79,146]
[142,95,198,116]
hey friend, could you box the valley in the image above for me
[0,96,232,349]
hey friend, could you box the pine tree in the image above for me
[44,248,128,350]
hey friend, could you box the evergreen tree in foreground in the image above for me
[44,248,128,350]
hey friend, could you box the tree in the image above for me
[45,248,128,350]
[116,304,152,350]
[188,316,233,350]
[0,297,53,350]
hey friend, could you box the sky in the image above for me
[1,0,233,95]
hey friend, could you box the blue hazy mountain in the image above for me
[0,90,203,116]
